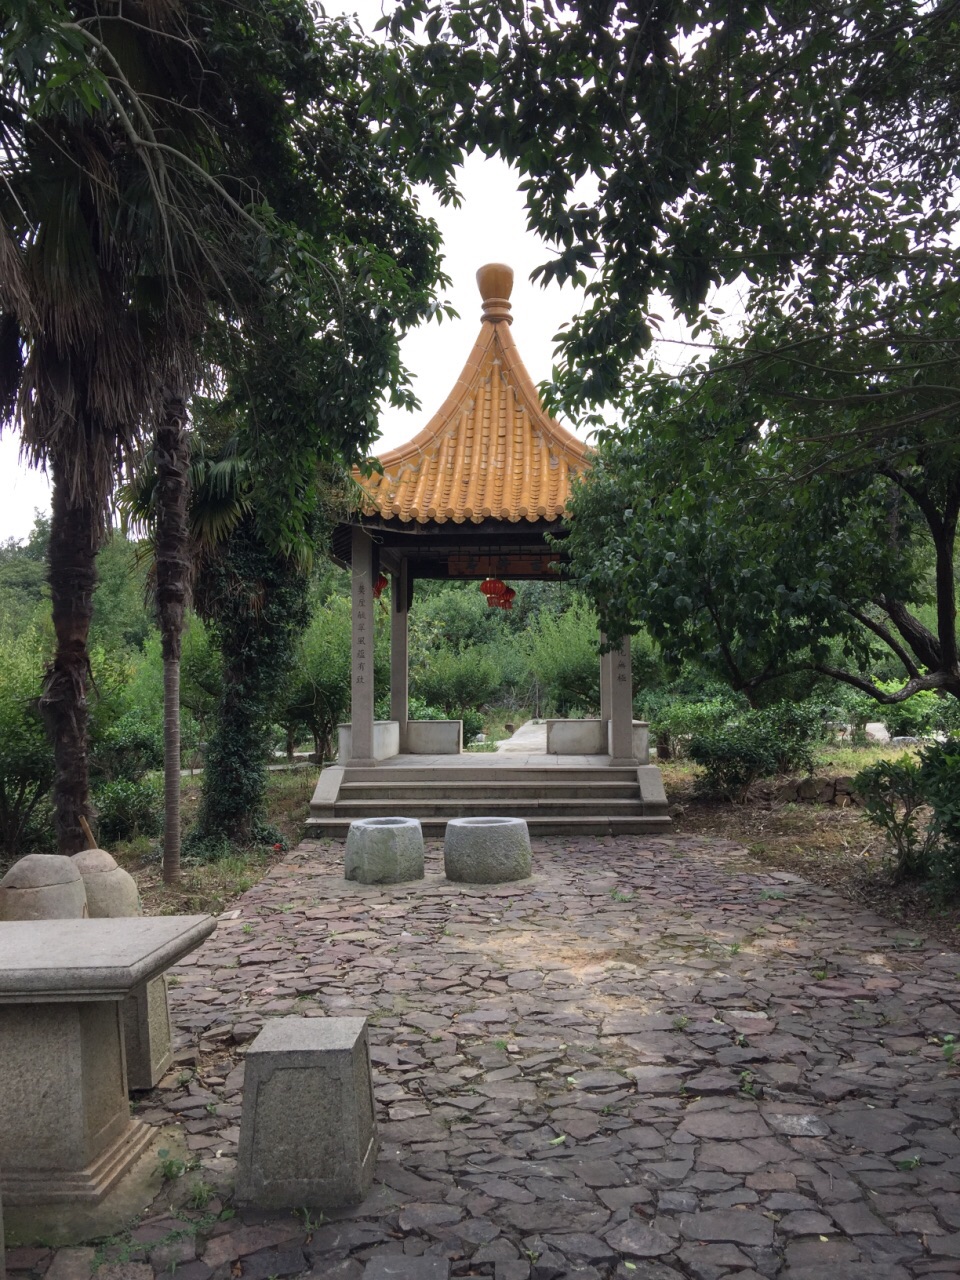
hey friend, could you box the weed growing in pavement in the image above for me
[91,1209,223,1273]
[187,1180,216,1210]
[296,1206,326,1231]
[157,1149,188,1181]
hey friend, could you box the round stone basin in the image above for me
[444,816,532,884]
[344,816,424,885]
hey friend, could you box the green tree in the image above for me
[563,342,960,708]
[384,0,960,411]
[282,594,353,764]
[0,628,53,858]
[4,0,450,860]
[524,596,600,717]
[190,517,313,850]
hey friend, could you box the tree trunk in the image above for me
[42,468,100,854]
[154,388,191,883]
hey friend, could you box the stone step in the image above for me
[305,814,673,839]
[338,780,641,801]
[339,767,640,785]
[331,798,648,818]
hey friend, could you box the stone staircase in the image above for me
[305,763,671,839]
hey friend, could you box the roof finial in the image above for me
[477,263,514,324]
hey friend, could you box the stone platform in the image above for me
[6,836,960,1279]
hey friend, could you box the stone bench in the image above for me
[345,816,424,884]
[0,915,215,1207]
[443,816,532,884]
[236,1016,377,1209]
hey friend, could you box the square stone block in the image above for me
[123,976,173,1090]
[235,1017,377,1210]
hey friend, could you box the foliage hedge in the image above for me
[688,702,821,802]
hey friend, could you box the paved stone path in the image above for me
[8,834,960,1280]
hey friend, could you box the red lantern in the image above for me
[372,573,388,600]
[480,578,506,607]
[498,586,516,610]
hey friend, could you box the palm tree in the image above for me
[3,1,451,855]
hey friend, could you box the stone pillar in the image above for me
[390,559,409,749]
[599,633,613,730]
[609,635,635,765]
[350,527,376,764]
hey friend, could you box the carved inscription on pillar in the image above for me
[354,580,369,694]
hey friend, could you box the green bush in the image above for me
[525,596,601,716]
[852,756,937,880]
[688,702,819,802]
[854,739,960,893]
[93,778,162,844]
[874,684,959,738]
[91,709,163,783]
[646,693,743,759]
[916,739,960,891]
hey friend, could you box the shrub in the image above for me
[688,702,819,802]
[852,756,937,880]
[854,739,960,892]
[917,739,960,891]
[645,693,743,760]
[93,778,162,844]
[90,709,163,783]
[524,596,600,716]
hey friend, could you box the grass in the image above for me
[112,768,313,916]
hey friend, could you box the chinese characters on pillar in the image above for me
[616,648,629,685]
[354,579,369,688]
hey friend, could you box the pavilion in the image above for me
[310,264,669,835]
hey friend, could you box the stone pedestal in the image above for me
[236,1017,377,1210]
[0,916,215,1205]
[345,817,424,885]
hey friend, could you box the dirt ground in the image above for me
[662,756,960,949]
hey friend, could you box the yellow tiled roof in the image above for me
[355,264,590,524]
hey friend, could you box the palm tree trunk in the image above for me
[155,388,191,883]
[42,467,99,854]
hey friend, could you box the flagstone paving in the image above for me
[8,834,960,1280]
